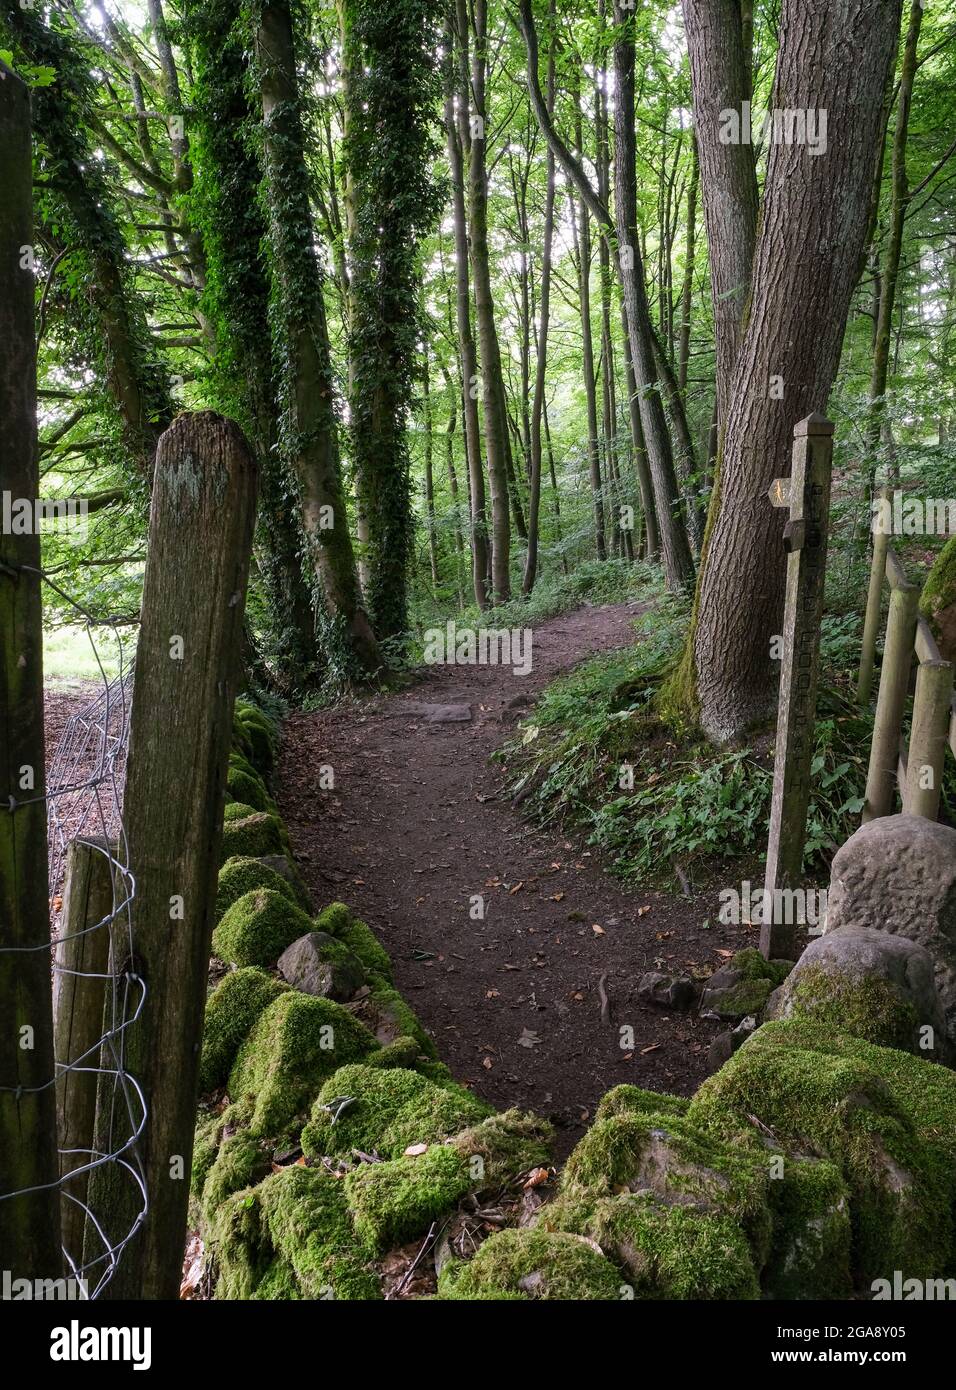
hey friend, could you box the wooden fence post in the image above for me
[0,62,63,1279]
[762,414,834,961]
[86,412,257,1299]
[904,658,953,820]
[863,583,918,821]
[856,487,890,703]
[54,837,114,1266]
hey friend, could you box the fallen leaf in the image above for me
[404,1143,428,1157]
[592,924,605,936]
[523,1166,551,1189]
[482,1056,493,1069]
[485,989,500,998]
[640,1043,661,1055]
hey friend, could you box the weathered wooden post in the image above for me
[762,414,834,961]
[856,486,890,703]
[54,837,114,1265]
[86,412,257,1299]
[903,658,953,820]
[0,62,63,1279]
[862,583,918,821]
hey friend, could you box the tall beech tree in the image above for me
[253,0,380,676]
[339,0,444,636]
[668,0,904,742]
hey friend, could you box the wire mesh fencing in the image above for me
[0,567,146,1300]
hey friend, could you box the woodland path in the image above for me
[279,600,764,1156]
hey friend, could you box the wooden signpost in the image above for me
[762,414,834,960]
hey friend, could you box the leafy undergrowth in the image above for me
[497,608,873,886]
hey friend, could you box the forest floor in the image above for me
[279,600,777,1158]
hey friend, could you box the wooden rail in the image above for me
[858,489,955,822]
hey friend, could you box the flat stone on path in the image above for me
[388,701,473,723]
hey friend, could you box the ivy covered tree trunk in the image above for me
[4,7,174,478]
[254,0,380,677]
[186,0,322,693]
[669,0,903,742]
[467,0,513,601]
[444,10,490,608]
[338,0,443,637]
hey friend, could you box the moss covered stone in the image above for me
[345,1144,473,1252]
[224,801,258,823]
[448,1109,553,1188]
[317,902,393,981]
[365,981,436,1055]
[733,948,794,988]
[212,1165,380,1300]
[439,1228,624,1301]
[215,856,299,923]
[220,812,284,864]
[213,888,313,968]
[229,993,379,1136]
[587,1192,760,1300]
[227,766,271,812]
[688,1019,956,1285]
[560,1109,771,1264]
[236,714,276,780]
[764,1156,852,1300]
[778,965,920,1052]
[919,534,956,662]
[200,966,289,1093]
[595,1085,691,1124]
[202,1125,272,1222]
[301,1063,492,1161]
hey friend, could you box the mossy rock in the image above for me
[560,1109,772,1264]
[212,1165,380,1301]
[213,888,314,968]
[317,903,393,982]
[764,1156,853,1300]
[300,1063,492,1161]
[236,717,276,780]
[199,966,289,1093]
[362,1036,425,1071]
[688,1019,956,1286]
[220,812,284,864]
[224,801,258,823]
[345,1144,473,1252]
[439,1228,624,1301]
[190,1098,254,1212]
[448,1109,553,1188]
[733,948,794,988]
[229,993,379,1137]
[775,964,920,1053]
[226,766,271,812]
[919,533,956,662]
[364,981,436,1056]
[202,1125,272,1223]
[586,1192,760,1300]
[595,1085,691,1124]
[215,856,299,924]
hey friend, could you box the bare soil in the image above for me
[278,602,781,1157]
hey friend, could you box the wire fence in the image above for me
[0,566,146,1300]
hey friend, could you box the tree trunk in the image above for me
[866,0,923,463]
[523,16,557,594]
[444,11,490,608]
[681,0,759,428]
[0,63,62,1282]
[256,0,380,675]
[468,0,513,600]
[679,0,904,742]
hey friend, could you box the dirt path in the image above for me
[278,602,761,1156]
